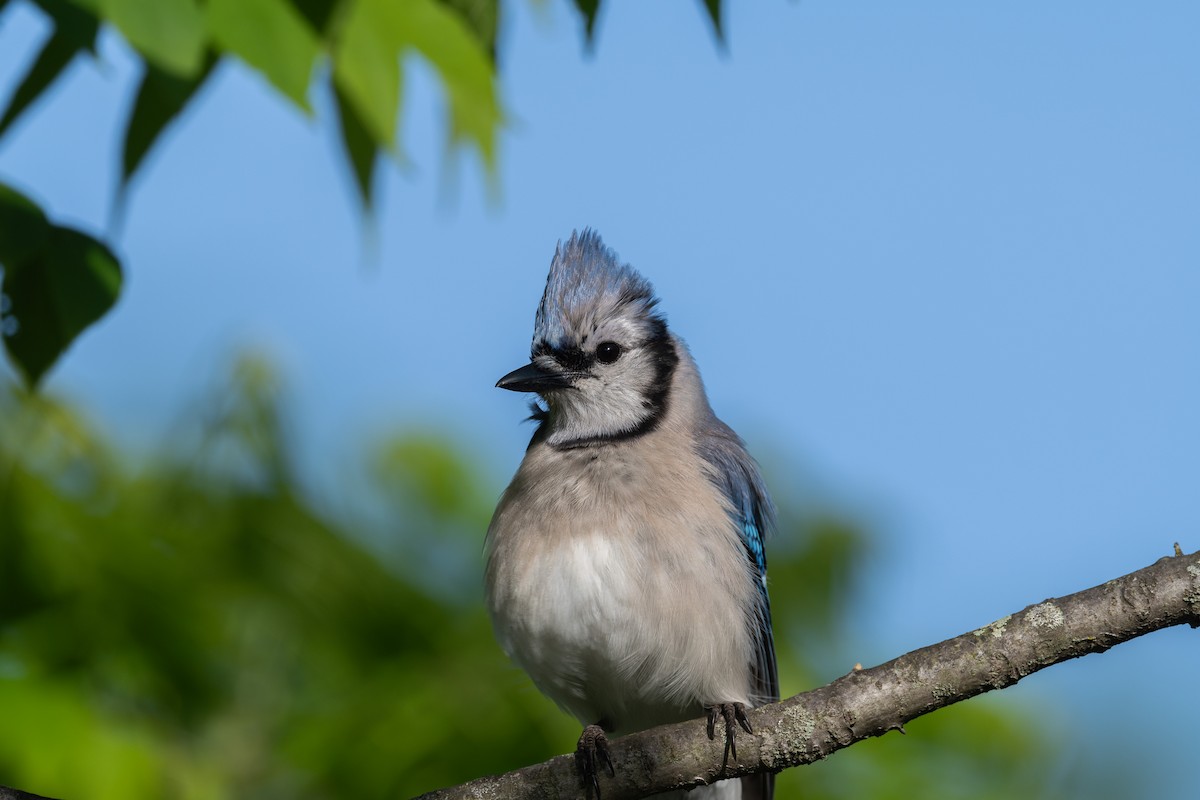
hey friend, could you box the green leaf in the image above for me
[0,2,99,138]
[570,0,721,47]
[120,57,215,189]
[403,0,503,166]
[438,0,500,62]
[291,0,342,35]
[332,0,405,148]
[571,0,600,44]
[99,0,206,77]
[333,83,377,210]
[205,0,320,110]
[32,0,99,41]
[0,183,51,267]
[701,0,723,41]
[334,0,502,167]
[0,211,122,388]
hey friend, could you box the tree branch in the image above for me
[415,547,1200,800]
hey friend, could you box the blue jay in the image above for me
[486,230,777,799]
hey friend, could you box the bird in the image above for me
[485,230,778,799]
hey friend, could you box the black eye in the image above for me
[595,341,622,364]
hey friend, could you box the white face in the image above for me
[535,313,676,448]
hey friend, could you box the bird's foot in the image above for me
[706,702,753,767]
[575,723,615,798]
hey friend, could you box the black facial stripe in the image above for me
[643,319,678,395]
[556,346,591,372]
[532,341,592,372]
[547,325,679,450]
[638,319,679,422]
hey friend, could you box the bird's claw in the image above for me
[576,723,614,798]
[706,702,752,765]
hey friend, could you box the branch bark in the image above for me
[415,547,1200,800]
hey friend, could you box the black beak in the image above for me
[496,362,575,393]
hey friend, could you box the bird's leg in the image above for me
[706,702,752,767]
[575,722,615,798]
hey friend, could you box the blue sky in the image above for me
[2,1,1198,795]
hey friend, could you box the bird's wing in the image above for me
[739,493,779,708]
[697,421,778,800]
[696,421,779,707]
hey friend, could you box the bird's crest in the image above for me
[533,230,662,352]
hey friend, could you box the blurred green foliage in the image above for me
[1,0,507,388]
[0,0,721,390]
[0,358,1131,799]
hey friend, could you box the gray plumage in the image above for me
[487,230,777,799]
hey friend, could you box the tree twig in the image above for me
[415,547,1200,800]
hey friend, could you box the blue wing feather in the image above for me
[733,484,778,800]
[736,489,779,709]
[698,420,777,800]
[696,420,779,707]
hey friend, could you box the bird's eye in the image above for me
[595,341,622,364]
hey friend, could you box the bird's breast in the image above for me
[485,444,757,732]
